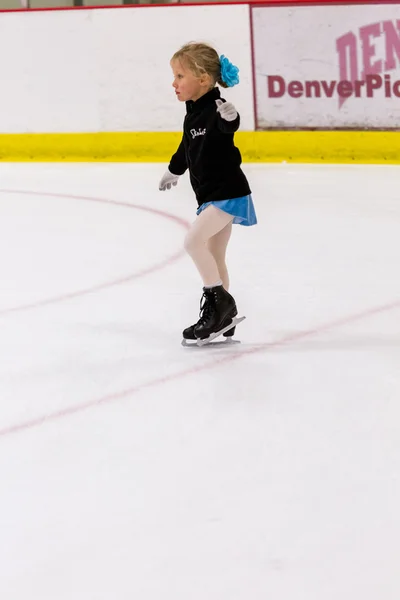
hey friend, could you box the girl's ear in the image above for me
[200,72,213,88]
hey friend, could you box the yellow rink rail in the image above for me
[0,131,399,163]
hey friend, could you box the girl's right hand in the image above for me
[159,169,180,191]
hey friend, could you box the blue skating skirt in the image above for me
[196,194,257,226]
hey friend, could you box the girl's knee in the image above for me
[184,230,204,255]
[184,231,196,255]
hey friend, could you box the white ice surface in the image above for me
[0,162,399,599]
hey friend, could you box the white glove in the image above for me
[159,169,179,191]
[216,99,238,122]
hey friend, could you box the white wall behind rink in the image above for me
[0,5,254,134]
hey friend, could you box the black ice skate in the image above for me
[191,285,245,346]
[182,292,236,341]
[183,322,236,340]
[181,286,245,347]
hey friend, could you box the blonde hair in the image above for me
[171,42,228,89]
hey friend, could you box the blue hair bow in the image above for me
[219,55,239,87]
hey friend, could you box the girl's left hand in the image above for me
[216,99,238,122]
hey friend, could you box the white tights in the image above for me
[184,205,234,290]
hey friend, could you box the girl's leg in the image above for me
[184,205,233,286]
[207,221,232,291]
[207,221,236,337]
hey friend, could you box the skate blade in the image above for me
[195,316,246,347]
[181,337,241,348]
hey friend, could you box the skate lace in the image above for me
[197,291,214,326]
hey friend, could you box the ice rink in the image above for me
[0,162,399,599]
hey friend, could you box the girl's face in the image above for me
[170,59,212,102]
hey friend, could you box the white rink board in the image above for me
[0,5,253,133]
[252,3,400,129]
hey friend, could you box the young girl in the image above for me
[159,42,257,343]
